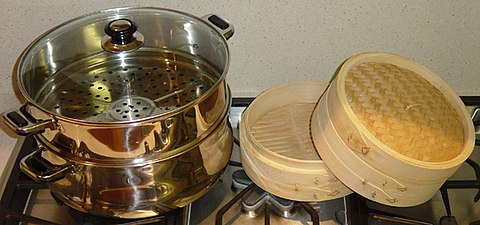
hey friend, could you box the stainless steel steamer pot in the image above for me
[2,7,234,218]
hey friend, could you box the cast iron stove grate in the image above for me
[438,107,480,225]
[346,106,480,225]
[220,139,434,225]
[214,169,320,225]
[345,147,480,225]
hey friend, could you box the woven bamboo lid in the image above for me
[345,61,464,162]
[336,52,473,164]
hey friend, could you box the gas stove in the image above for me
[1,97,479,225]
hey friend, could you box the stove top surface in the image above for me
[0,98,479,225]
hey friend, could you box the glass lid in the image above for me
[16,7,230,122]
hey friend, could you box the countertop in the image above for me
[0,95,21,178]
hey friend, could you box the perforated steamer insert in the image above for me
[35,50,217,122]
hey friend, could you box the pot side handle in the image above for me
[201,14,234,40]
[20,147,72,182]
[2,104,57,136]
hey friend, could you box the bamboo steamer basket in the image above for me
[311,52,475,206]
[239,81,352,202]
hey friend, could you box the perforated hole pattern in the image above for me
[35,51,218,122]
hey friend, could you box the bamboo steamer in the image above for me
[239,81,352,202]
[311,52,475,206]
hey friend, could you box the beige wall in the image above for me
[0,1,480,175]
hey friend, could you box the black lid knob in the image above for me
[104,19,137,45]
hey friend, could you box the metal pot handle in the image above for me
[2,104,57,136]
[201,14,234,40]
[20,147,71,182]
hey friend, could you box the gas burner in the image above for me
[242,186,295,218]
[215,169,320,225]
[232,170,295,218]
[439,216,458,225]
[231,166,250,193]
